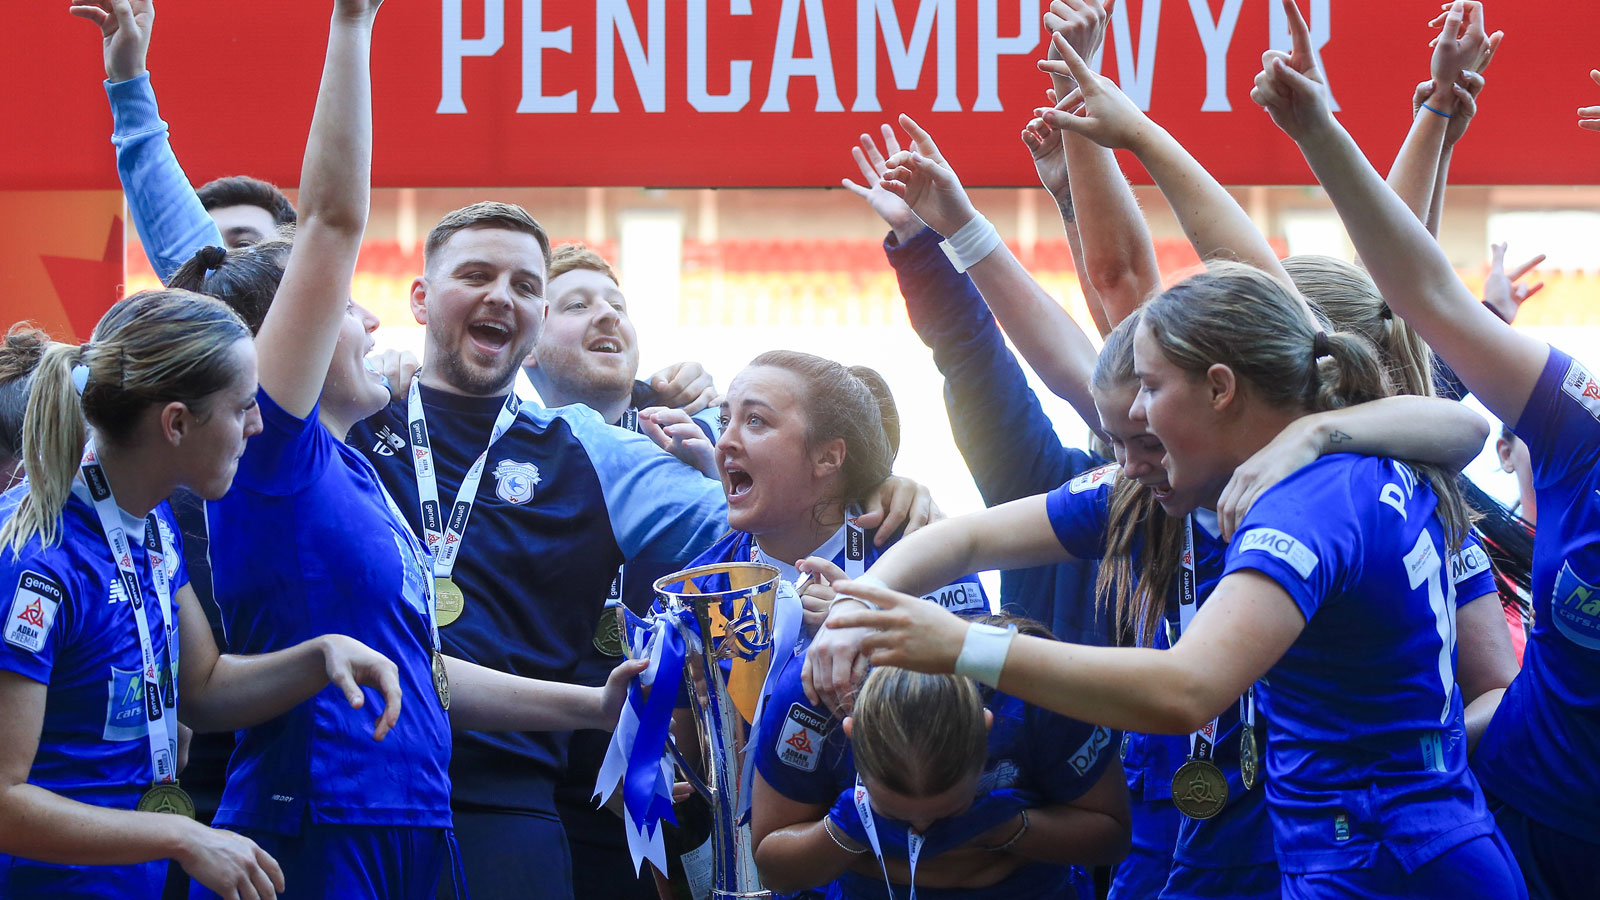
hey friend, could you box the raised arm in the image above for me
[73,0,223,283]
[252,0,378,419]
[1215,395,1491,539]
[1385,2,1499,231]
[1251,0,1546,426]
[1040,0,1161,327]
[878,115,1101,429]
[1040,34,1291,290]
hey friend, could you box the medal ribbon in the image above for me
[377,482,442,654]
[79,439,179,786]
[854,777,926,900]
[406,375,521,581]
[1175,515,1222,764]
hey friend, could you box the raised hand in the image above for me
[638,406,718,479]
[1483,243,1546,323]
[647,361,719,414]
[877,115,978,238]
[1022,89,1072,200]
[856,474,940,543]
[1581,69,1600,132]
[1412,69,1486,149]
[1036,33,1157,152]
[319,635,403,741]
[1425,1,1490,115]
[826,579,967,675]
[1250,0,1335,141]
[841,125,927,243]
[1043,0,1114,91]
[68,0,153,83]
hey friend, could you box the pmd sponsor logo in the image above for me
[1069,726,1113,775]
[1237,528,1319,579]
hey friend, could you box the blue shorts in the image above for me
[440,805,572,900]
[1282,831,1526,900]
[1110,796,1181,900]
[187,823,448,900]
[1489,792,1600,900]
[1162,860,1280,899]
[0,856,164,899]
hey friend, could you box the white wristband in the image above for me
[954,622,1016,686]
[938,214,1003,273]
[836,574,887,611]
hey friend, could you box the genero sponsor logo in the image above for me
[1237,528,1320,580]
[5,570,63,653]
[776,702,827,772]
[1067,465,1119,495]
[1560,359,1600,422]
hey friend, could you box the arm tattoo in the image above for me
[1328,429,1353,444]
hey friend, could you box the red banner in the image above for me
[7,0,1597,190]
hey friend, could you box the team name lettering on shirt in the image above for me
[1237,528,1320,579]
[5,570,63,653]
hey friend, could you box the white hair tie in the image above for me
[71,364,90,396]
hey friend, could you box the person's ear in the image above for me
[983,708,994,733]
[1495,437,1515,473]
[812,437,846,479]
[842,715,854,739]
[1205,363,1238,413]
[409,276,429,326]
[158,401,189,447]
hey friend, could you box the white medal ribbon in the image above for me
[376,482,442,654]
[854,776,925,900]
[79,439,179,785]
[405,375,521,582]
[1175,515,1222,763]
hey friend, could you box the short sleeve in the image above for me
[1027,708,1119,805]
[1044,465,1118,561]
[153,503,190,596]
[0,557,74,686]
[1450,534,1496,607]
[1224,463,1357,623]
[1513,346,1600,485]
[753,665,844,806]
[233,387,332,496]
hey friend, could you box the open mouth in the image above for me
[467,320,513,352]
[588,337,623,354]
[725,468,753,498]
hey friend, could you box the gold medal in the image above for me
[1171,759,1228,819]
[434,577,465,627]
[432,650,451,710]
[593,608,624,658]
[1240,725,1260,791]
[137,782,196,818]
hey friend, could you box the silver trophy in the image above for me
[642,561,780,900]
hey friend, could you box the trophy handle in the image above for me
[666,733,715,805]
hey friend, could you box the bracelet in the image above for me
[1420,102,1453,119]
[954,622,1017,686]
[938,214,1003,273]
[982,809,1030,852]
[823,816,869,854]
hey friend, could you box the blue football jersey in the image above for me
[1224,454,1495,874]
[1047,467,1277,878]
[206,389,452,834]
[349,386,726,812]
[0,485,186,897]
[1475,347,1600,844]
[755,654,1115,899]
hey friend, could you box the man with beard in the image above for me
[346,202,728,900]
